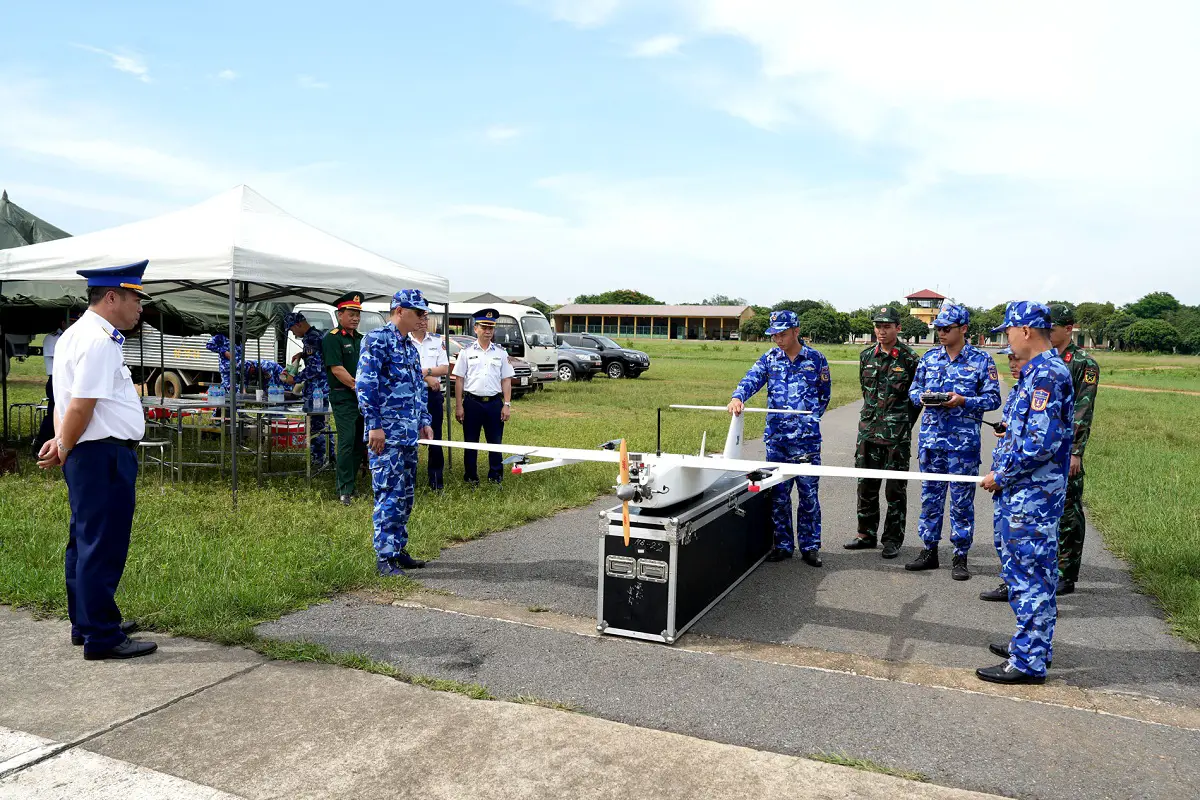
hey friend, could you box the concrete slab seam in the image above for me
[0,661,265,781]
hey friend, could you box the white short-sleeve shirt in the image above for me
[52,309,146,443]
[452,340,515,396]
[42,330,62,376]
[409,332,449,372]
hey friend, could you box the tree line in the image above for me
[557,290,1198,353]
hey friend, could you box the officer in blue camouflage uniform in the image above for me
[285,311,329,466]
[978,302,1074,684]
[906,303,1001,580]
[356,289,434,576]
[979,345,1027,602]
[728,310,831,567]
[205,333,246,391]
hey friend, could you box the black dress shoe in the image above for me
[800,550,823,568]
[83,638,158,661]
[980,582,1009,601]
[428,470,444,491]
[339,494,353,506]
[905,548,939,571]
[1057,579,1075,595]
[765,548,793,562]
[880,542,902,559]
[988,642,1052,667]
[975,662,1045,685]
[395,549,426,569]
[73,620,138,646]
[843,536,877,550]
[951,554,971,581]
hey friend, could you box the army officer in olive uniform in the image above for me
[322,292,367,505]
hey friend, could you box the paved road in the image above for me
[260,399,1200,800]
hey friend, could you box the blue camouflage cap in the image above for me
[283,311,306,329]
[991,301,1052,333]
[765,309,799,335]
[997,345,1013,355]
[391,288,430,312]
[933,302,969,328]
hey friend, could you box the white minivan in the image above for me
[285,303,387,364]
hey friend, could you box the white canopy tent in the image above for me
[0,184,450,501]
[0,184,448,306]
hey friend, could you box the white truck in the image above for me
[126,303,387,398]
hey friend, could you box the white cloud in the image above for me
[217,69,238,81]
[443,204,563,226]
[520,0,624,28]
[74,45,151,83]
[297,74,329,90]
[484,125,522,141]
[630,34,683,58]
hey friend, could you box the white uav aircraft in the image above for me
[421,405,980,542]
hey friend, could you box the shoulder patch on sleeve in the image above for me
[820,366,830,382]
[1084,366,1098,384]
[1031,388,1050,411]
[988,364,998,381]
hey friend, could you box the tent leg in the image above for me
[229,279,238,508]
[442,305,452,469]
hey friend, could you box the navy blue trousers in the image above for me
[426,389,444,475]
[63,439,138,652]
[462,394,504,482]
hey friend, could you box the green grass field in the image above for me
[3,339,1198,645]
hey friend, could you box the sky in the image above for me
[2,0,1197,310]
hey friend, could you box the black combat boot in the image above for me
[904,547,939,571]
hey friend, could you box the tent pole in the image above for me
[229,279,238,508]
[159,308,165,403]
[442,304,452,468]
[1,289,8,444]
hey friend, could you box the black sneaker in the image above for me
[881,542,902,559]
[800,550,823,568]
[843,536,877,550]
[975,662,1045,685]
[83,638,158,661]
[979,582,1009,602]
[952,554,970,581]
[394,549,426,569]
[904,548,939,571]
[377,558,406,577]
[765,548,794,562]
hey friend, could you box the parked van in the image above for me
[284,302,387,364]
[362,300,557,388]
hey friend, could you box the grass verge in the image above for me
[808,751,929,782]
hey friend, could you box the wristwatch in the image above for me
[503,401,512,406]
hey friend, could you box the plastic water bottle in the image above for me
[207,380,225,406]
[312,384,327,412]
[268,382,285,404]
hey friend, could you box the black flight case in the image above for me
[596,473,772,644]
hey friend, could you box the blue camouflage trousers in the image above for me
[996,506,1059,677]
[766,443,821,553]
[918,448,979,557]
[370,444,419,558]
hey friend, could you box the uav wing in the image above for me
[649,453,982,485]
[418,439,622,474]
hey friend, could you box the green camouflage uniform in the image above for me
[856,314,921,545]
[1057,340,1099,583]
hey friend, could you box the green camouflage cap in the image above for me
[1048,303,1076,325]
[871,305,902,324]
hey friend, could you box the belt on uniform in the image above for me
[95,437,138,449]
[466,393,500,402]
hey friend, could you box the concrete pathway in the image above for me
[1,608,1003,800]
[258,399,1200,800]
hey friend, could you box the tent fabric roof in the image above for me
[0,190,71,250]
[0,185,449,304]
[906,289,946,300]
[554,304,750,318]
